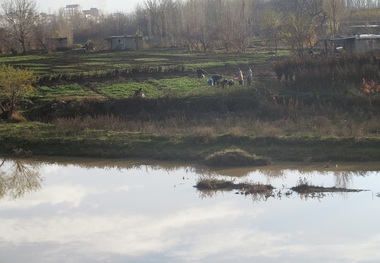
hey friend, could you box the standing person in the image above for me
[246,67,253,86]
[237,68,244,85]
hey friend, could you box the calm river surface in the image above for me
[0,158,379,263]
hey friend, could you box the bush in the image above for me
[204,147,271,166]
[0,64,36,120]
[274,53,380,93]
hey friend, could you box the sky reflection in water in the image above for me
[0,159,379,263]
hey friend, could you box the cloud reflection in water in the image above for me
[0,159,379,263]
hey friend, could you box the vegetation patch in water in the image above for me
[204,148,271,167]
[195,178,274,195]
[291,184,365,194]
[291,178,366,194]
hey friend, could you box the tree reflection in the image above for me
[0,159,42,200]
[334,171,353,188]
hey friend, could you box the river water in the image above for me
[0,158,379,263]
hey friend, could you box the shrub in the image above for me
[361,78,380,108]
[0,64,36,119]
[204,147,271,166]
[274,53,380,93]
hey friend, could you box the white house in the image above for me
[104,35,143,50]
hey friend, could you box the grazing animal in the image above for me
[196,68,207,78]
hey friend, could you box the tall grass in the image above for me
[274,52,380,92]
[53,113,380,138]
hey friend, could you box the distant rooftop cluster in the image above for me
[63,4,101,18]
[36,4,99,19]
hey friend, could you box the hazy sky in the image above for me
[35,0,144,14]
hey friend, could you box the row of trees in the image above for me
[1,0,380,54]
[135,0,380,53]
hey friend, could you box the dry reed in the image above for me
[53,113,380,138]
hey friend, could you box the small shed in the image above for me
[104,35,143,50]
[329,34,380,54]
[47,37,68,51]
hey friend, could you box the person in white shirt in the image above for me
[246,67,253,86]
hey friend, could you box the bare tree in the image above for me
[181,0,209,51]
[144,0,164,46]
[198,0,256,52]
[0,28,12,53]
[159,0,183,46]
[231,0,256,52]
[323,0,345,38]
[1,0,38,54]
[271,0,327,54]
[33,14,51,52]
[258,8,283,53]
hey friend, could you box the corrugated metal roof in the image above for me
[104,35,143,40]
[351,25,379,28]
[330,34,380,41]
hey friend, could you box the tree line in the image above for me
[1,0,380,54]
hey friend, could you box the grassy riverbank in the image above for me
[1,49,380,164]
[1,122,379,163]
